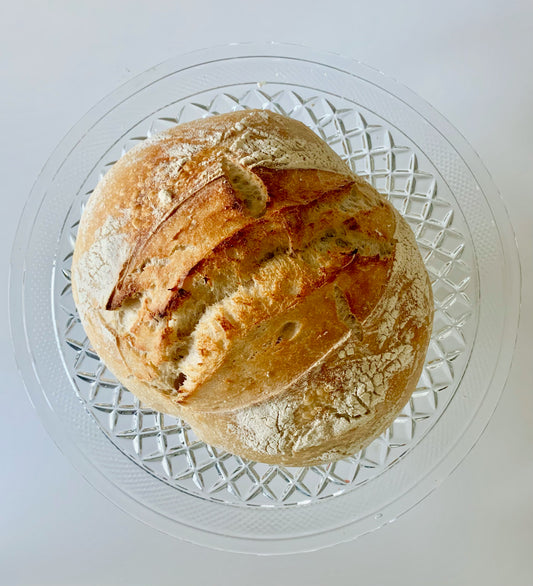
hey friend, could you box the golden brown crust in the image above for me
[71,109,433,466]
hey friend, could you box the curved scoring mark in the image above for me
[333,285,363,341]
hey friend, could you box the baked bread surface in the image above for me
[72,109,433,466]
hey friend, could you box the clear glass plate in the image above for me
[10,43,520,554]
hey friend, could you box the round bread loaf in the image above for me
[72,109,433,466]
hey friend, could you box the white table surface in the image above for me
[1,1,532,584]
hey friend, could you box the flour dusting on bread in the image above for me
[73,211,132,316]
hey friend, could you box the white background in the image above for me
[1,1,532,584]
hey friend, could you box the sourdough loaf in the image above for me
[71,109,433,466]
